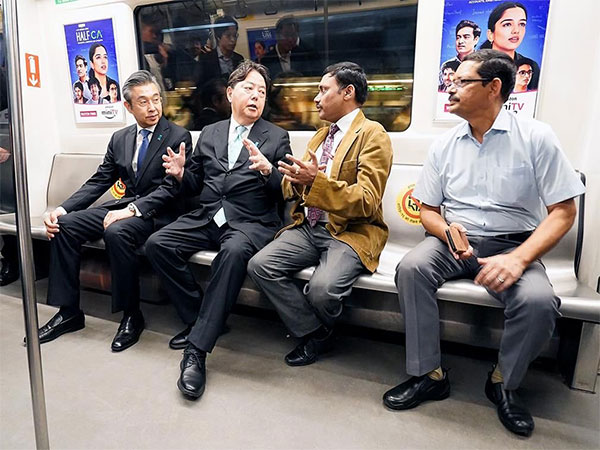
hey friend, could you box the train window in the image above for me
[135,1,417,132]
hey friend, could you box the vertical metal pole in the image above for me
[3,1,50,448]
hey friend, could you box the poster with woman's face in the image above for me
[435,0,551,121]
[64,18,125,123]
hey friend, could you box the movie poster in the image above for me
[64,18,124,123]
[246,28,277,65]
[435,0,550,121]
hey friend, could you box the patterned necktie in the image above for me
[307,123,340,226]
[136,129,151,176]
[228,125,247,169]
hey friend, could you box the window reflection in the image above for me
[135,1,417,132]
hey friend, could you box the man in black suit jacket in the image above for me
[260,16,322,79]
[142,60,290,399]
[38,70,192,351]
[195,16,244,91]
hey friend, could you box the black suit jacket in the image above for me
[61,116,192,228]
[261,43,322,79]
[137,117,291,249]
[196,49,244,88]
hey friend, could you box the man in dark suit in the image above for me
[37,70,192,351]
[143,60,290,399]
[260,16,322,79]
[195,16,244,90]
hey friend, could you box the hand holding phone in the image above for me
[445,223,469,254]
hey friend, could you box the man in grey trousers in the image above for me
[383,50,585,437]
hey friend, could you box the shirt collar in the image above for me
[456,108,512,140]
[333,108,360,135]
[136,122,158,136]
[229,116,255,138]
[217,46,230,61]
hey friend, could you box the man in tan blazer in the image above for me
[248,62,393,366]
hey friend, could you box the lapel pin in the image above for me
[157,134,163,141]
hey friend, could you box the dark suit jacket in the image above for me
[261,43,322,79]
[61,116,192,228]
[196,49,244,88]
[136,117,291,250]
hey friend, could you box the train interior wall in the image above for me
[11,0,600,290]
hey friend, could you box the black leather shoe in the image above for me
[32,310,85,344]
[177,344,206,398]
[485,369,534,437]
[111,311,145,352]
[169,326,192,350]
[0,259,19,286]
[284,329,334,367]
[383,370,450,410]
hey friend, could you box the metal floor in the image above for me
[1,279,599,450]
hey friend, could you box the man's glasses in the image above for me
[517,70,533,77]
[449,78,493,89]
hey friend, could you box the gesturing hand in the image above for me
[243,138,272,175]
[475,252,527,293]
[162,141,186,182]
[278,151,325,186]
[44,208,65,240]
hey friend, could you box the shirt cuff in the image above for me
[56,206,68,216]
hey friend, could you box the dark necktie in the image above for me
[136,129,151,176]
[307,123,339,227]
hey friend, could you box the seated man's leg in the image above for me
[39,208,107,343]
[384,235,475,410]
[248,224,321,337]
[187,227,255,353]
[484,260,560,436]
[0,234,19,286]
[103,216,156,351]
[145,217,218,333]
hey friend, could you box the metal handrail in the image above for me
[3,0,50,448]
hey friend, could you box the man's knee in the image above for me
[219,240,254,265]
[510,288,559,322]
[145,232,168,262]
[247,249,271,279]
[395,250,426,287]
[305,277,339,314]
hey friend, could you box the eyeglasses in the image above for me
[222,32,239,40]
[136,97,161,108]
[449,78,493,88]
[517,70,533,76]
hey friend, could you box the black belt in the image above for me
[490,231,533,243]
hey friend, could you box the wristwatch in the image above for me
[260,164,273,176]
[127,203,137,214]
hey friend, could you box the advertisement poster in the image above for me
[64,18,124,123]
[436,0,550,121]
[247,28,277,65]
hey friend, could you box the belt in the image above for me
[490,231,533,243]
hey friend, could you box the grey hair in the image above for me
[122,70,161,103]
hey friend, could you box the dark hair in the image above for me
[228,60,271,91]
[488,2,527,31]
[463,49,516,101]
[214,16,238,40]
[74,81,84,91]
[323,61,368,105]
[255,40,265,50]
[108,79,122,101]
[275,16,299,35]
[74,55,87,67]
[456,20,481,39]
[88,77,101,90]
[122,70,161,103]
[200,78,227,107]
[441,60,460,73]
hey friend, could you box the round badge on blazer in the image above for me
[109,178,126,199]
[396,183,421,225]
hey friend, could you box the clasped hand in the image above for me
[44,208,64,239]
[278,151,325,186]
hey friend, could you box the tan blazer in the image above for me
[280,110,393,272]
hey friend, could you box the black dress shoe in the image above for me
[169,326,192,350]
[177,344,206,398]
[284,329,334,367]
[111,311,145,352]
[0,259,19,286]
[32,310,85,344]
[485,369,534,437]
[383,370,450,410]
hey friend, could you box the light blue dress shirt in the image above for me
[413,109,586,236]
